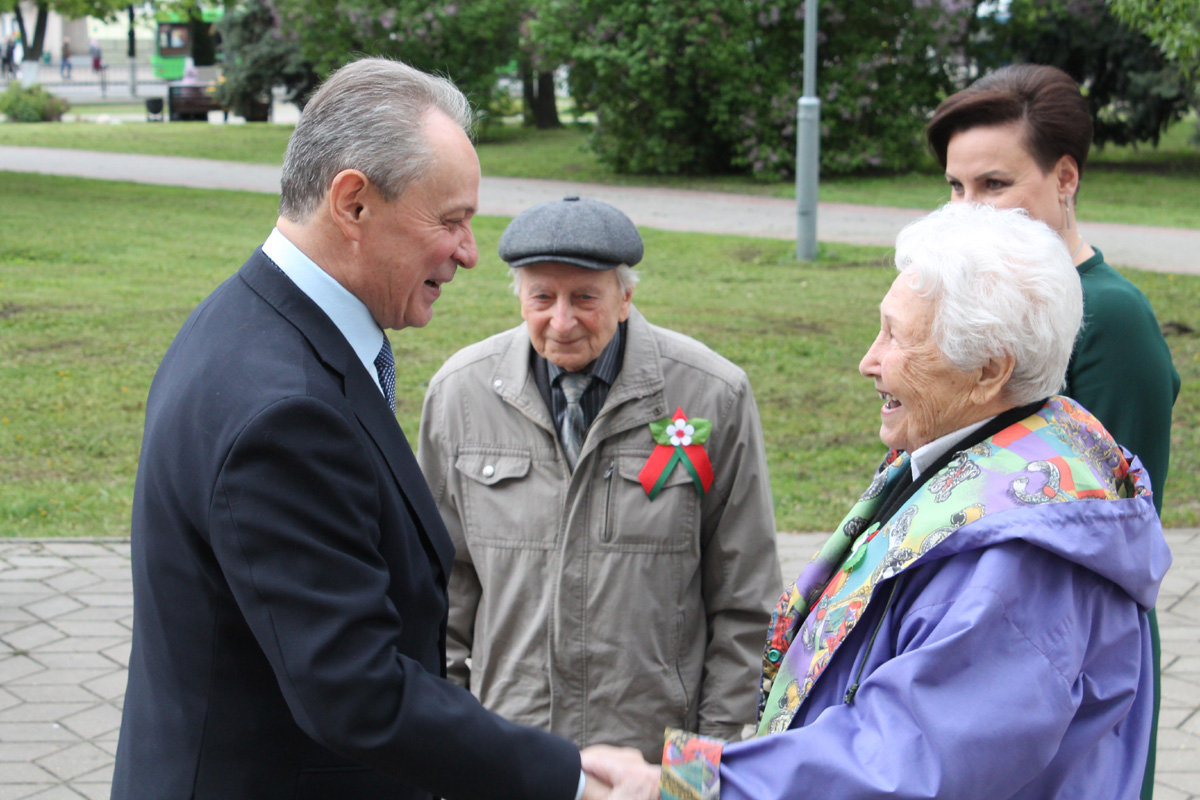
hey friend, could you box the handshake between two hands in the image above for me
[580,745,662,800]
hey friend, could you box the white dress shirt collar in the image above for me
[910,416,994,480]
[262,228,388,396]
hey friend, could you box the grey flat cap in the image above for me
[498,196,644,270]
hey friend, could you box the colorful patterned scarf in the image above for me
[755,396,1138,735]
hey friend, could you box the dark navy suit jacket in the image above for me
[111,250,579,800]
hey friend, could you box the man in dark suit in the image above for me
[110,57,658,800]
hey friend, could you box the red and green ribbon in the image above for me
[638,407,715,500]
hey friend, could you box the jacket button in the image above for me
[482,465,496,478]
[493,379,503,388]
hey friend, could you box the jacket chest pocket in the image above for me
[455,447,559,549]
[598,454,698,552]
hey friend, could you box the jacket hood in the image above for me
[927,452,1171,609]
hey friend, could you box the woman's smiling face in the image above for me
[858,273,985,454]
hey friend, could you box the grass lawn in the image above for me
[2,173,1197,538]
[1,117,1198,227]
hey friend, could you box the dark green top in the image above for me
[1066,249,1180,515]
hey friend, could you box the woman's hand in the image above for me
[581,744,662,800]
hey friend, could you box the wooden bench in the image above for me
[167,84,222,122]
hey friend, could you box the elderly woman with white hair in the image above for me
[650,203,1171,800]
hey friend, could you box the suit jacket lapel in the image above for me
[345,365,456,581]
[237,249,456,583]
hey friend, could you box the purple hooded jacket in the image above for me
[715,454,1171,799]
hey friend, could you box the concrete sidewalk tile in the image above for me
[1159,570,1196,600]
[34,742,111,782]
[1,626,64,653]
[0,705,91,725]
[55,608,126,624]
[50,623,125,641]
[1164,675,1200,709]
[8,670,109,689]
[3,560,70,575]
[22,786,89,799]
[1156,726,1200,748]
[1160,706,1194,728]
[0,722,77,744]
[0,742,72,763]
[0,762,55,785]
[32,639,126,656]
[29,654,113,673]
[1155,777,1200,800]
[1150,783,1192,800]
[58,706,119,742]
[37,545,110,559]
[0,583,54,600]
[6,687,98,707]
[0,573,69,585]
[32,638,124,657]
[70,781,112,800]
[1167,656,1200,675]
[0,658,45,685]
[97,644,128,670]
[0,610,34,624]
[1161,630,1200,657]
[69,567,129,582]
[21,600,82,624]
[0,691,19,714]
[65,596,129,610]
[81,672,125,702]
[1156,744,1200,773]
[42,574,98,595]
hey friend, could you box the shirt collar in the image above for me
[262,228,388,389]
[910,416,994,480]
[546,322,623,387]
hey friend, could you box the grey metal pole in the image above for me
[127,5,137,98]
[795,0,821,261]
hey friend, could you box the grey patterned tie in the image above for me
[558,372,590,471]
[374,335,396,413]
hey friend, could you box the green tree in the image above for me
[518,7,560,129]
[215,0,319,120]
[978,0,1193,148]
[271,0,523,126]
[533,0,975,177]
[1109,0,1200,81]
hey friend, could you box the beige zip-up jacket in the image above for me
[417,308,782,761]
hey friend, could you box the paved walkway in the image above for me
[2,145,1199,275]
[0,531,1197,798]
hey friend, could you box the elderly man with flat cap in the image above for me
[418,196,782,761]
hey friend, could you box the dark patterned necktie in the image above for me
[374,335,396,413]
[559,372,590,471]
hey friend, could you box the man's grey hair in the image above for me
[509,264,640,296]
[279,57,474,222]
[893,203,1082,406]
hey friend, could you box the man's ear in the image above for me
[617,286,634,322]
[327,169,371,242]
